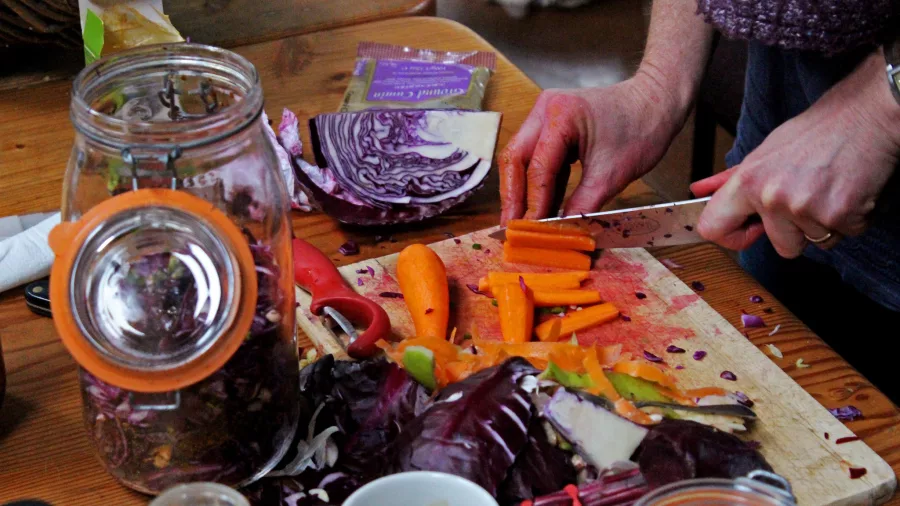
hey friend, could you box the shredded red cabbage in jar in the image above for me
[79,237,299,494]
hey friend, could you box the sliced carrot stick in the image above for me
[397,244,449,339]
[508,219,590,236]
[534,303,619,342]
[495,282,535,343]
[583,348,621,401]
[532,289,602,307]
[507,229,596,252]
[481,271,590,296]
[503,243,592,271]
[612,361,678,391]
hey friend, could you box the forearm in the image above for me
[634,0,715,128]
[838,47,900,151]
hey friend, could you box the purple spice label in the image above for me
[366,60,473,102]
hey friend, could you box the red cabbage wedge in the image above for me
[298,109,502,225]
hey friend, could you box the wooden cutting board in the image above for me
[296,227,896,506]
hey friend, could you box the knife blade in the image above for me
[490,197,711,249]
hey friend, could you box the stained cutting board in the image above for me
[296,227,896,506]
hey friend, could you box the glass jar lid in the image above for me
[50,189,257,392]
[71,206,237,371]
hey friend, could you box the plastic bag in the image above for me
[340,42,496,112]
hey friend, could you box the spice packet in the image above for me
[79,0,183,64]
[340,42,497,112]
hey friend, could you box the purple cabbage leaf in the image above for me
[388,357,539,496]
[634,419,772,489]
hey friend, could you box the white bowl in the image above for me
[343,472,499,506]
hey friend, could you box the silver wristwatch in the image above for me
[885,34,900,104]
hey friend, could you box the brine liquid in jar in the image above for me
[51,43,301,494]
[634,472,796,506]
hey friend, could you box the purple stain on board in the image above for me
[454,238,462,245]
[664,233,673,239]
[691,281,706,291]
[750,295,764,303]
[693,350,707,361]
[635,292,647,300]
[622,229,631,238]
[357,278,364,286]
[620,315,632,322]
[665,208,674,213]
[675,365,685,370]
[720,371,737,381]
[596,220,611,229]
[684,225,694,231]
[666,345,686,354]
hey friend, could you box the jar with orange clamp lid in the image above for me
[51,43,301,494]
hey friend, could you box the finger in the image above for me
[690,167,738,197]
[500,93,554,224]
[523,99,581,219]
[563,163,620,216]
[794,219,843,250]
[697,174,761,250]
[759,213,808,259]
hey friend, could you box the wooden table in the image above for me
[0,16,898,505]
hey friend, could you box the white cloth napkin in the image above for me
[0,212,60,294]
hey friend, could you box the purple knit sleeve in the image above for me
[696,0,891,54]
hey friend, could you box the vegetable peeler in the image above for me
[292,238,391,358]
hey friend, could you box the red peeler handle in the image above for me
[292,238,391,358]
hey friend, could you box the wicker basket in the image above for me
[0,0,81,48]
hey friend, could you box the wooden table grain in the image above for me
[0,16,897,505]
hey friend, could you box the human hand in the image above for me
[693,51,900,258]
[498,75,686,224]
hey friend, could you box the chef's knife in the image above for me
[490,197,711,249]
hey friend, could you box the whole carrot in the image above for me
[397,244,449,339]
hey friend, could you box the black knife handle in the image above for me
[24,278,51,318]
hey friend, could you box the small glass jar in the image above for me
[149,482,250,506]
[635,471,796,506]
[50,43,300,494]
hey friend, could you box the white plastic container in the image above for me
[343,472,499,506]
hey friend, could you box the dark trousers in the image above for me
[729,42,900,403]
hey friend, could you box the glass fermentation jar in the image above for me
[634,471,796,506]
[50,43,300,494]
